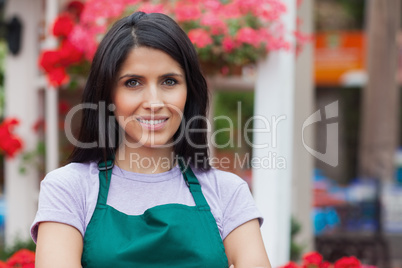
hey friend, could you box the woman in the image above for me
[32,11,271,268]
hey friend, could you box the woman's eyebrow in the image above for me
[118,74,143,81]
[160,73,184,78]
[118,72,184,81]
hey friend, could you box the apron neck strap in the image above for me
[97,159,114,205]
[178,158,210,211]
[96,157,211,211]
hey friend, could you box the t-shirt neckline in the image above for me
[111,164,181,182]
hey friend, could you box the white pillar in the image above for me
[252,0,296,266]
[292,0,315,253]
[45,0,59,173]
[4,0,41,245]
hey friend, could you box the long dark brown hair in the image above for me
[68,12,211,170]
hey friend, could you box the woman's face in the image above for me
[112,46,187,148]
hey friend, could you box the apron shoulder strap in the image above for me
[178,158,210,211]
[97,159,114,205]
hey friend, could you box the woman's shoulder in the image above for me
[192,165,248,189]
[191,165,251,207]
[42,161,98,188]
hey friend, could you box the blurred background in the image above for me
[0,0,401,267]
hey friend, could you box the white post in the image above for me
[45,0,59,172]
[292,0,315,253]
[252,0,296,266]
[4,0,41,245]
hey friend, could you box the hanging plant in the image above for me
[39,0,310,86]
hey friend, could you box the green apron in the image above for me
[81,158,229,267]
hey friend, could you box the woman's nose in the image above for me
[142,84,164,111]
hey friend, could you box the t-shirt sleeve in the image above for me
[30,167,86,243]
[221,179,263,240]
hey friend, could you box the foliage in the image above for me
[213,91,254,151]
[0,238,35,262]
[290,216,303,261]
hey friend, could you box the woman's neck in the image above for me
[114,144,176,174]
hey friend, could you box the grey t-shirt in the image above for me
[31,161,263,243]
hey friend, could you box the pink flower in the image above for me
[222,36,236,52]
[219,2,242,19]
[204,0,223,12]
[137,3,167,14]
[174,5,202,22]
[68,25,104,60]
[235,27,261,48]
[255,0,287,22]
[200,13,227,35]
[188,29,213,48]
[234,0,259,14]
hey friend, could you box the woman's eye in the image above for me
[163,78,177,86]
[126,79,140,87]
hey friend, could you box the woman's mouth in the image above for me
[136,118,168,130]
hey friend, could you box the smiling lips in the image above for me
[136,117,169,130]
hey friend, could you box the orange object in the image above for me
[314,32,366,86]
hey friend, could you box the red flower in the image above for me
[334,256,361,268]
[59,40,84,65]
[67,1,85,19]
[188,29,213,48]
[59,100,71,115]
[52,13,75,37]
[47,67,70,87]
[0,118,23,158]
[303,251,323,267]
[32,118,46,133]
[0,260,7,268]
[38,50,61,73]
[281,261,301,268]
[320,261,332,268]
[6,249,35,267]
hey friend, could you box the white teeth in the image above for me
[138,119,167,125]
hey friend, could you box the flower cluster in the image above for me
[281,251,370,268]
[78,0,290,73]
[39,0,305,85]
[0,249,35,268]
[0,118,23,158]
[38,1,85,86]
